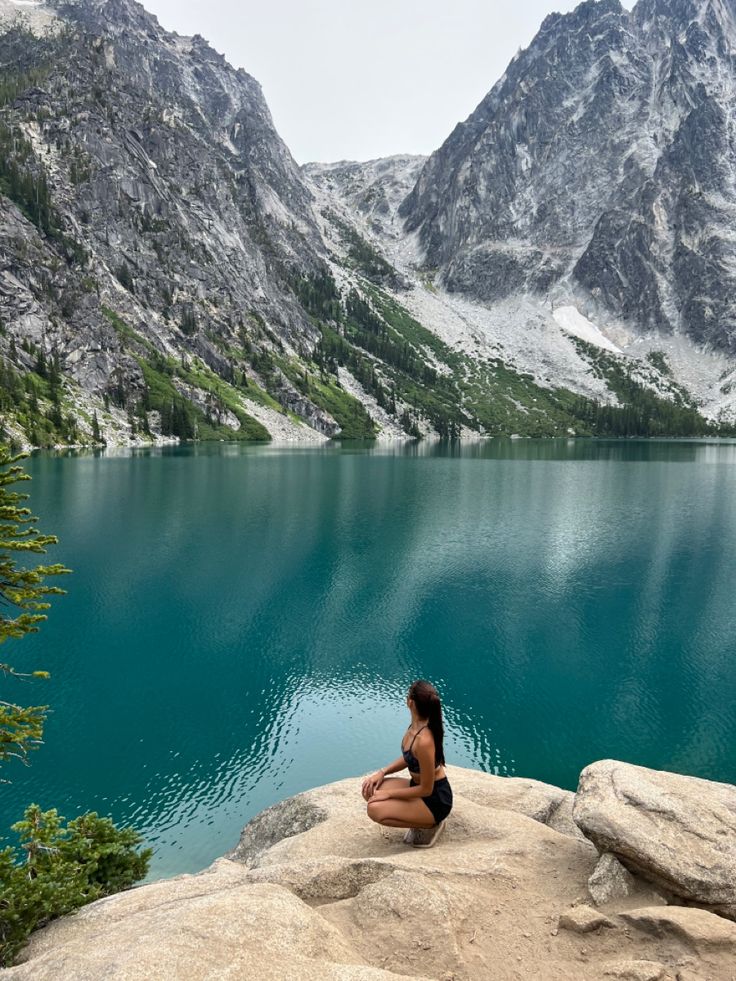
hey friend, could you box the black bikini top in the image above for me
[402,725,427,774]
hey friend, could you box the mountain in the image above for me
[0,0,733,447]
[0,0,365,445]
[401,0,736,357]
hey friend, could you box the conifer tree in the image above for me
[0,447,69,768]
[91,411,102,445]
[0,447,150,966]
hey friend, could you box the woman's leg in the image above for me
[367,795,436,829]
[362,775,411,802]
[376,777,411,791]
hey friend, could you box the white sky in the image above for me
[144,0,634,165]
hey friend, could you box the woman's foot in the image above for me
[407,820,446,848]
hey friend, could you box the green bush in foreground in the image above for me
[0,447,151,966]
[0,807,151,966]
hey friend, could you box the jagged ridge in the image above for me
[401,0,736,353]
[0,0,731,447]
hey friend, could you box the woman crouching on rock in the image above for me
[362,679,453,847]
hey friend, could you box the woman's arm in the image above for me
[361,756,406,800]
[371,734,435,801]
[382,756,409,777]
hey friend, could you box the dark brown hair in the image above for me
[409,680,445,766]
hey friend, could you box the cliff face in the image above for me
[0,0,340,444]
[1,0,734,448]
[4,0,425,446]
[44,0,322,330]
[5,763,736,980]
[401,0,736,353]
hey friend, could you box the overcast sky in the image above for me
[144,0,633,165]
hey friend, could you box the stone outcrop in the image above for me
[587,852,655,907]
[400,0,736,354]
[558,904,615,934]
[620,907,736,951]
[5,764,736,980]
[573,759,736,920]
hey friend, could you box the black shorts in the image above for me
[410,776,453,824]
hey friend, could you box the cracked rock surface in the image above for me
[5,764,736,980]
[574,759,736,920]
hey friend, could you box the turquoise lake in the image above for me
[4,439,736,880]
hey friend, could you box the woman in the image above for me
[362,679,453,847]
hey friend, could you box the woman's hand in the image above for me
[361,770,385,801]
[368,789,391,803]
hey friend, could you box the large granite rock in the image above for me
[5,764,736,980]
[573,760,736,920]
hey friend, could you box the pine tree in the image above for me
[0,447,70,768]
[0,448,150,967]
[91,411,102,445]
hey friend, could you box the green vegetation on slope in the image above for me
[103,309,270,442]
[0,354,81,448]
[277,354,377,438]
[293,268,723,439]
[571,341,717,438]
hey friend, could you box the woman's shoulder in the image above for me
[416,725,435,747]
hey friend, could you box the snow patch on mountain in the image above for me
[0,0,56,30]
[552,306,622,354]
[404,287,617,404]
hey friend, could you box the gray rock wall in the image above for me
[401,0,736,352]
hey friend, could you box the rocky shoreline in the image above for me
[4,761,735,980]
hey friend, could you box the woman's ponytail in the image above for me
[409,680,446,767]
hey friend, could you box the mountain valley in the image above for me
[1,0,735,447]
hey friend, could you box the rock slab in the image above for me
[5,764,736,981]
[573,760,736,920]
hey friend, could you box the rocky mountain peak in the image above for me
[636,0,735,21]
[400,0,736,353]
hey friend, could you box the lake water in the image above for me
[4,439,736,880]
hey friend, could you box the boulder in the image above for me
[589,853,637,905]
[587,853,667,909]
[558,904,615,933]
[620,906,736,950]
[227,792,328,866]
[573,761,736,919]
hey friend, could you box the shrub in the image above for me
[0,806,151,966]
